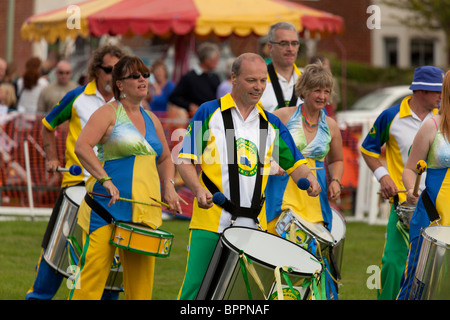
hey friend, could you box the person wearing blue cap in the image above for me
[360,65,444,300]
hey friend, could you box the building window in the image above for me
[384,37,398,67]
[411,39,434,66]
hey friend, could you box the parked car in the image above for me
[336,85,411,129]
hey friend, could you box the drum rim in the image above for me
[114,221,174,238]
[422,225,450,249]
[331,208,346,242]
[221,226,322,277]
[284,209,335,244]
[63,185,86,206]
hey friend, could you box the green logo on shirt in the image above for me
[236,138,258,176]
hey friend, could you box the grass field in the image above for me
[0,217,387,300]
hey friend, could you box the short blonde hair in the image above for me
[295,61,334,101]
[0,83,17,108]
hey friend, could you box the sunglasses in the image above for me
[99,65,113,74]
[120,73,150,80]
[57,70,72,75]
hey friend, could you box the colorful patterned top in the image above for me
[360,96,437,203]
[264,105,333,229]
[42,81,113,187]
[77,102,163,234]
[178,93,306,233]
[410,127,450,240]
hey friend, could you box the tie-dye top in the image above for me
[427,130,450,169]
[285,105,331,161]
[97,102,162,161]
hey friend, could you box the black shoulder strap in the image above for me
[222,107,240,208]
[267,63,297,109]
[84,193,113,224]
[421,188,440,223]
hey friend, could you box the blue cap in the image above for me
[409,66,444,92]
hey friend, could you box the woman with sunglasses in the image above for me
[70,55,186,300]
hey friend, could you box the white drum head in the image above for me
[331,208,346,243]
[291,210,334,244]
[423,226,450,248]
[222,227,322,276]
[64,186,86,206]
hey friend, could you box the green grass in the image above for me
[0,218,386,300]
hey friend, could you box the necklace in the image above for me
[301,109,319,128]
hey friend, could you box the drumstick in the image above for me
[377,190,407,195]
[149,196,182,214]
[89,192,161,207]
[149,196,170,209]
[413,160,427,197]
[57,165,82,176]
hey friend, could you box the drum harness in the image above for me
[267,63,297,109]
[201,103,268,225]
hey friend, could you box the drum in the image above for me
[396,201,415,229]
[110,221,173,257]
[330,208,346,276]
[275,209,335,254]
[196,226,323,300]
[43,186,123,291]
[408,225,450,300]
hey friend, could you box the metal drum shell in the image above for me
[196,226,323,300]
[409,225,450,300]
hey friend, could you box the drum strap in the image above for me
[218,104,268,222]
[421,188,440,223]
[267,63,297,109]
[84,194,113,224]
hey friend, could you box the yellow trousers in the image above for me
[69,224,155,300]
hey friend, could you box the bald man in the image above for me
[37,60,77,113]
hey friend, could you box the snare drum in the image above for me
[396,201,415,229]
[196,226,323,300]
[110,221,173,257]
[43,186,123,291]
[275,209,334,254]
[408,226,450,300]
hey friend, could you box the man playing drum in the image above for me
[176,52,321,300]
[360,66,443,300]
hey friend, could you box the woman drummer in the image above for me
[397,70,450,300]
[264,61,344,232]
[262,62,344,297]
[69,55,185,300]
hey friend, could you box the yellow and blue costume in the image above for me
[69,102,163,300]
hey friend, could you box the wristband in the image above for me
[331,178,343,190]
[99,176,112,185]
[165,178,175,186]
[374,167,389,182]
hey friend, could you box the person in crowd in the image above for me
[146,60,175,112]
[16,57,49,113]
[70,55,185,300]
[360,66,443,300]
[26,45,125,300]
[176,52,320,300]
[0,83,17,112]
[37,60,77,114]
[259,22,302,112]
[397,69,450,300]
[216,57,234,99]
[169,42,221,116]
[0,58,7,84]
